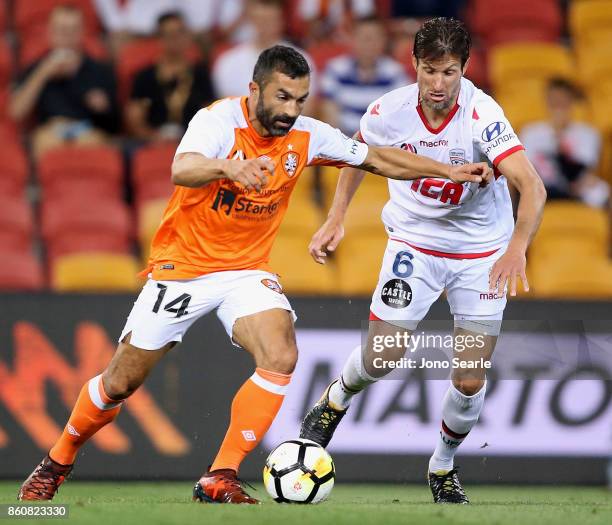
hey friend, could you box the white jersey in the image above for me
[359,77,524,256]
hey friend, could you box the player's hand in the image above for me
[489,246,529,297]
[309,216,344,264]
[226,158,274,192]
[448,162,494,185]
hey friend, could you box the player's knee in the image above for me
[452,376,485,396]
[102,372,142,400]
[261,344,298,374]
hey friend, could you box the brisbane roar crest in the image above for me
[261,278,283,294]
[281,151,300,178]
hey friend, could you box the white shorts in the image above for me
[370,239,506,330]
[119,270,297,350]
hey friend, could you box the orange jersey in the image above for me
[144,97,369,280]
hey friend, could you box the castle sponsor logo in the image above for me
[381,279,412,308]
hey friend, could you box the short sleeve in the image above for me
[472,94,524,166]
[307,119,369,167]
[572,126,601,168]
[359,98,388,146]
[175,108,233,159]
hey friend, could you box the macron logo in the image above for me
[67,424,81,437]
[370,103,380,116]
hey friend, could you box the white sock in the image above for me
[328,345,377,410]
[428,380,487,473]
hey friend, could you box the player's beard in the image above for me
[420,83,460,111]
[256,97,296,137]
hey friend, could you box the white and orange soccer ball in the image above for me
[263,438,335,504]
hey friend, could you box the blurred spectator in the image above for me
[297,0,376,45]
[10,6,119,159]
[319,15,410,136]
[126,12,214,142]
[95,0,246,53]
[212,0,317,111]
[390,0,466,18]
[94,0,176,53]
[521,78,608,208]
[177,0,245,46]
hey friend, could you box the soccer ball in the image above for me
[263,438,335,503]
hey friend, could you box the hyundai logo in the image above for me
[482,121,506,142]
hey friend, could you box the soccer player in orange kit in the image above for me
[18,45,491,504]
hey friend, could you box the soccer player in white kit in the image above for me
[300,18,547,503]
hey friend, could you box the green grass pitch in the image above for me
[1,481,610,525]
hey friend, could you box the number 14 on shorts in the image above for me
[152,283,192,318]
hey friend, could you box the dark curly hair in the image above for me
[253,45,310,88]
[413,17,471,68]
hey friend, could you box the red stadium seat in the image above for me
[0,250,44,291]
[391,36,413,77]
[18,35,109,70]
[0,88,21,143]
[0,197,35,252]
[0,121,19,144]
[306,41,351,72]
[0,87,11,120]
[117,39,201,103]
[285,0,306,42]
[0,1,6,33]
[0,38,13,88]
[41,198,133,260]
[37,146,123,201]
[0,142,28,198]
[464,45,488,91]
[14,0,100,40]
[469,0,562,47]
[132,143,176,208]
[209,42,234,69]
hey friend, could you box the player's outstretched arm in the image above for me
[309,167,365,263]
[489,150,547,297]
[171,152,274,192]
[358,146,493,184]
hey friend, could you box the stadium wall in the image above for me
[0,294,610,484]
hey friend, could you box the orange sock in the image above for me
[49,375,123,465]
[210,367,291,473]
